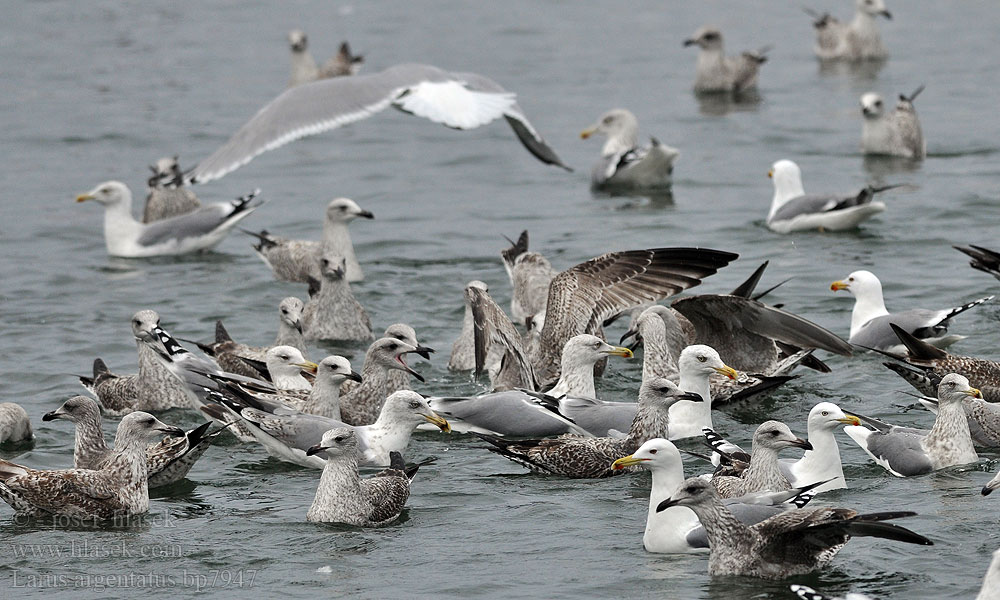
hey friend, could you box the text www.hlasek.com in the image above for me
[10,569,258,591]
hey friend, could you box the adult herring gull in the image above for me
[580,109,679,191]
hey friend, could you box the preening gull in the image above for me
[76,181,263,257]
[380,324,434,394]
[778,403,859,493]
[684,27,769,94]
[0,403,32,443]
[500,231,555,328]
[831,269,992,351]
[340,338,426,426]
[186,63,572,184]
[245,197,373,283]
[449,280,490,371]
[860,86,926,159]
[207,388,449,469]
[302,252,373,342]
[707,420,812,498]
[580,108,679,191]
[612,438,821,554]
[288,30,363,87]
[0,412,184,519]
[766,159,900,233]
[955,245,1000,281]
[144,156,200,222]
[42,396,220,488]
[657,477,932,578]
[809,0,892,61]
[844,374,981,476]
[790,585,873,600]
[472,378,698,478]
[306,428,416,527]
[194,298,307,379]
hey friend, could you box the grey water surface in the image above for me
[2,1,1000,598]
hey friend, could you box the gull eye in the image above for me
[334,435,346,443]
[769,430,780,436]
[395,335,406,341]
[657,387,671,394]
[281,309,288,314]
[649,449,657,455]
[133,319,141,326]
[321,258,329,267]
[821,411,829,417]
[388,343,398,350]
[409,401,421,409]
[602,116,613,125]
[948,381,956,388]
[697,355,707,363]
[874,100,882,107]
[101,187,111,194]
[848,277,855,282]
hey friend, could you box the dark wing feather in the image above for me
[467,286,536,389]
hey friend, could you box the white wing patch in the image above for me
[393,81,516,130]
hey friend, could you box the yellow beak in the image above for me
[611,454,649,470]
[714,365,739,380]
[767,169,773,178]
[423,413,451,433]
[830,280,849,291]
[837,415,862,426]
[294,361,319,375]
[604,346,634,359]
[76,193,94,203]
[580,127,596,139]
[966,388,983,399]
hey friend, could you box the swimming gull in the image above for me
[245,197,373,283]
[809,0,891,60]
[500,231,556,328]
[194,298,307,378]
[144,156,200,222]
[380,324,434,394]
[76,181,263,257]
[657,477,932,578]
[288,30,363,87]
[684,26,769,94]
[955,245,1000,281]
[831,269,992,352]
[766,159,900,233]
[900,385,1000,449]
[977,549,1000,598]
[860,86,926,159]
[473,246,739,388]
[844,373,981,476]
[612,438,822,554]
[777,402,859,493]
[185,63,572,183]
[306,429,416,527]
[580,108,679,191]
[0,403,32,444]
[790,585,873,600]
[0,412,184,519]
[472,377,697,478]
[207,388,449,468]
[302,252,373,341]
[449,280,490,371]
[340,337,426,426]
[707,420,812,497]
[42,396,220,488]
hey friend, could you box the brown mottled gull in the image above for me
[144,156,200,223]
[303,252,373,341]
[684,27,768,94]
[810,0,891,61]
[340,338,425,426]
[708,420,812,498]
[500,231,556,327]
[194,298,306,378]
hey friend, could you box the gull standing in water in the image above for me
[810,0,892,61]
[185,63,572,184]
[830,270,991,352]
[76,182,263,257]
[580,108,679,192]
[684,27,769,95]
[860,86,926,159]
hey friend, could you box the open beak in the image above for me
[305,443,328,457]
[41,410,62,422]
[346,370,363,383]
[966,388,984,399]
[713,365,739,380]
[396,352,425,382]
[75,193,95,203]
[830,280,849,292]
[422,413,451,433]
[789,437,813,451]
[603,346,634,359]
[611,454,649,470]
[837,415,862,426]
[413,345,435,361]
[357,210,374,219]
[580,127,596,140]
[294,361,319,375]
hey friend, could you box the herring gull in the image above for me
[500,231,556,328]
[144,156,200,223]
[766,159,900,233]
[306,429,416,527]
[844,374,981,476]
[339,337,426,426]
[657,477,932,578]
[76,182,263,257]
[380,324,434,394]
[185,63,572,183]
[860,86,926,159]
[955,245,1000,281]
[830,270,992,352]
[809,0,891,61]
[0,412,184,519]
[0,403,32,444]
[449,280,490,371]
[302,252,373,342]
[778,403,859,493]
[580,108,679,191]
[707,420,812,498]
[684,27,768,94]
[288,30,363,87]
[244,197,373,283]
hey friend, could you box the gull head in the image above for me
[130,310,161,342]
[611,437,682,472]
[938,373,982,405]
[807,402,861,431]
[562,334,633,369]
[384,323,434,360]
[313,355,362,386]
[76,181,131,207]
[369,337,425,382]
[42,395,101,424]
[118,411,185,445]
[319,252,347,281]
[278,297,305,334]
[860,92,885,119]
[306,427,358,458]
[830,269,881,298]
[684,26,724,51]
[580,108,639,141]
[381,390,450,432]
[638,376,704,411]
[753,420,813,452]
[326,197,373,224]
[856,0,891,19]
[768,159,804,198]
[264,345,316,380]
[288,29,308,53]
[656,477,716,511]
[678,345,738,381]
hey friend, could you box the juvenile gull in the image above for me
[0,412,184,519]
[500,231,556,327]
[472,378,697,478]
[831,270,992,351]
[612,438,821,554]
[810,0,892,60]
[657,477,932,578]
[195,297,307,378]
[340,338,425,426]
[955,245,1000,281]
[380,324,434,394]
[209,389,449,469]
[580,108,679,191]
[0,403,32,443]
[306,429,415,527]
[42,396,219,488]
[245,197,373,283]
[76,182,263,257]
[900,386,1000,449]
[708,421,812,497]
[186,63,572,184]
[860,86,926,159]
[684,27,769,94]
[449,280,490,371]
[144,156,200,222]
[288,30,362,87]
[302,252,373,342]
[844,374,981,476]
[766,159,899,233]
